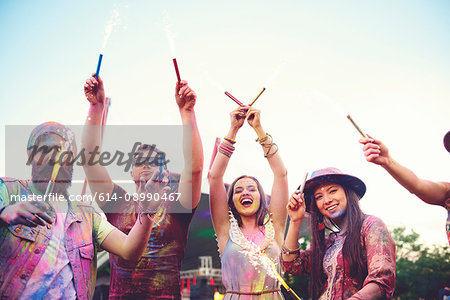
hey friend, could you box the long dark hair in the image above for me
[227,175,268,227]
[309,185,366,300]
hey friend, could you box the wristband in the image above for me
[281,243,301,255]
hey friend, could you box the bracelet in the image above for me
[219,145,233,155]
[224,136,236,144]
[264,143,278,158]
[218,148,232,158]
[218,140,235,158]
[281,243,301,255]
[221,139,235,150]
[255,133,272,145]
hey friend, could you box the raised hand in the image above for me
[246,107,261,130]
[0,201,53,227]
[230,106,249,131]
[286,190,306,223]
[359,136,391,167]
[84,73,106,106]
[175,80,196,112]
[137,170,171,214]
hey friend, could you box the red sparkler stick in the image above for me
[224,91,244,106]
[172,58,181,83]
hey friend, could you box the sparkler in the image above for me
[244,248,302,300]
[232,211,302,300]
[346,115,368,138]
[297,172,309,195]
[173,58,181,83]
[164,14,181,83]
[95,9,120,79]
[95,54,103,79]
[224,91,244,106]
[249,87,265,106]
[264,254,302,300]
[44,145,67,196]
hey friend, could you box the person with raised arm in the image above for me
[209,106,288,299]
[282,168,396,299]
[82,74,203,299]
[359,132,450,245]
[0,122,154,300]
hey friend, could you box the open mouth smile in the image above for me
[326,204,338,211]
[240,197,253,207]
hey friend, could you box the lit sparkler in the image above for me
[95,9,120,79]
[347,114,368,138]
[249,88,265,106]
[224,91,244,106]
[173,58,181,83]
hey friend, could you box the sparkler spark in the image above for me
[163,12,176,57]
[101,9,120,53]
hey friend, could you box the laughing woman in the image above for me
[282,168,396,300]
[209,106,288,299]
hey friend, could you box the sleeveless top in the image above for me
[220,214,284,300]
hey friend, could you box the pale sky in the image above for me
[1,0,449,246]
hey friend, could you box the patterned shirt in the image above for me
[21,200,76,299]
[0,177,116,300]
[281,215,396,299]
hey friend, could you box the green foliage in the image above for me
[392,226,450,299]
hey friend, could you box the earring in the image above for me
[318,222,325,230]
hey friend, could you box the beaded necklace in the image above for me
[228,210,278,278]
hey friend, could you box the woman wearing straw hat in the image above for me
[282,168,396,300]
[359,132,450,246]
[209,106,288,299]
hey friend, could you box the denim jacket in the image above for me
[0,178,115,300]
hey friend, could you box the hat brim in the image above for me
[303,174,366,212]
[444,131,450,153]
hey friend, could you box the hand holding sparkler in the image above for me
[347,115,368,138]
[246,107,261,130]
[359,136,391,167]
[287,189,307,223]
[175,80,196,112]
[84,74,106,107]
[229,106,249,132]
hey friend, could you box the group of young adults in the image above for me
[0,72,448,299]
